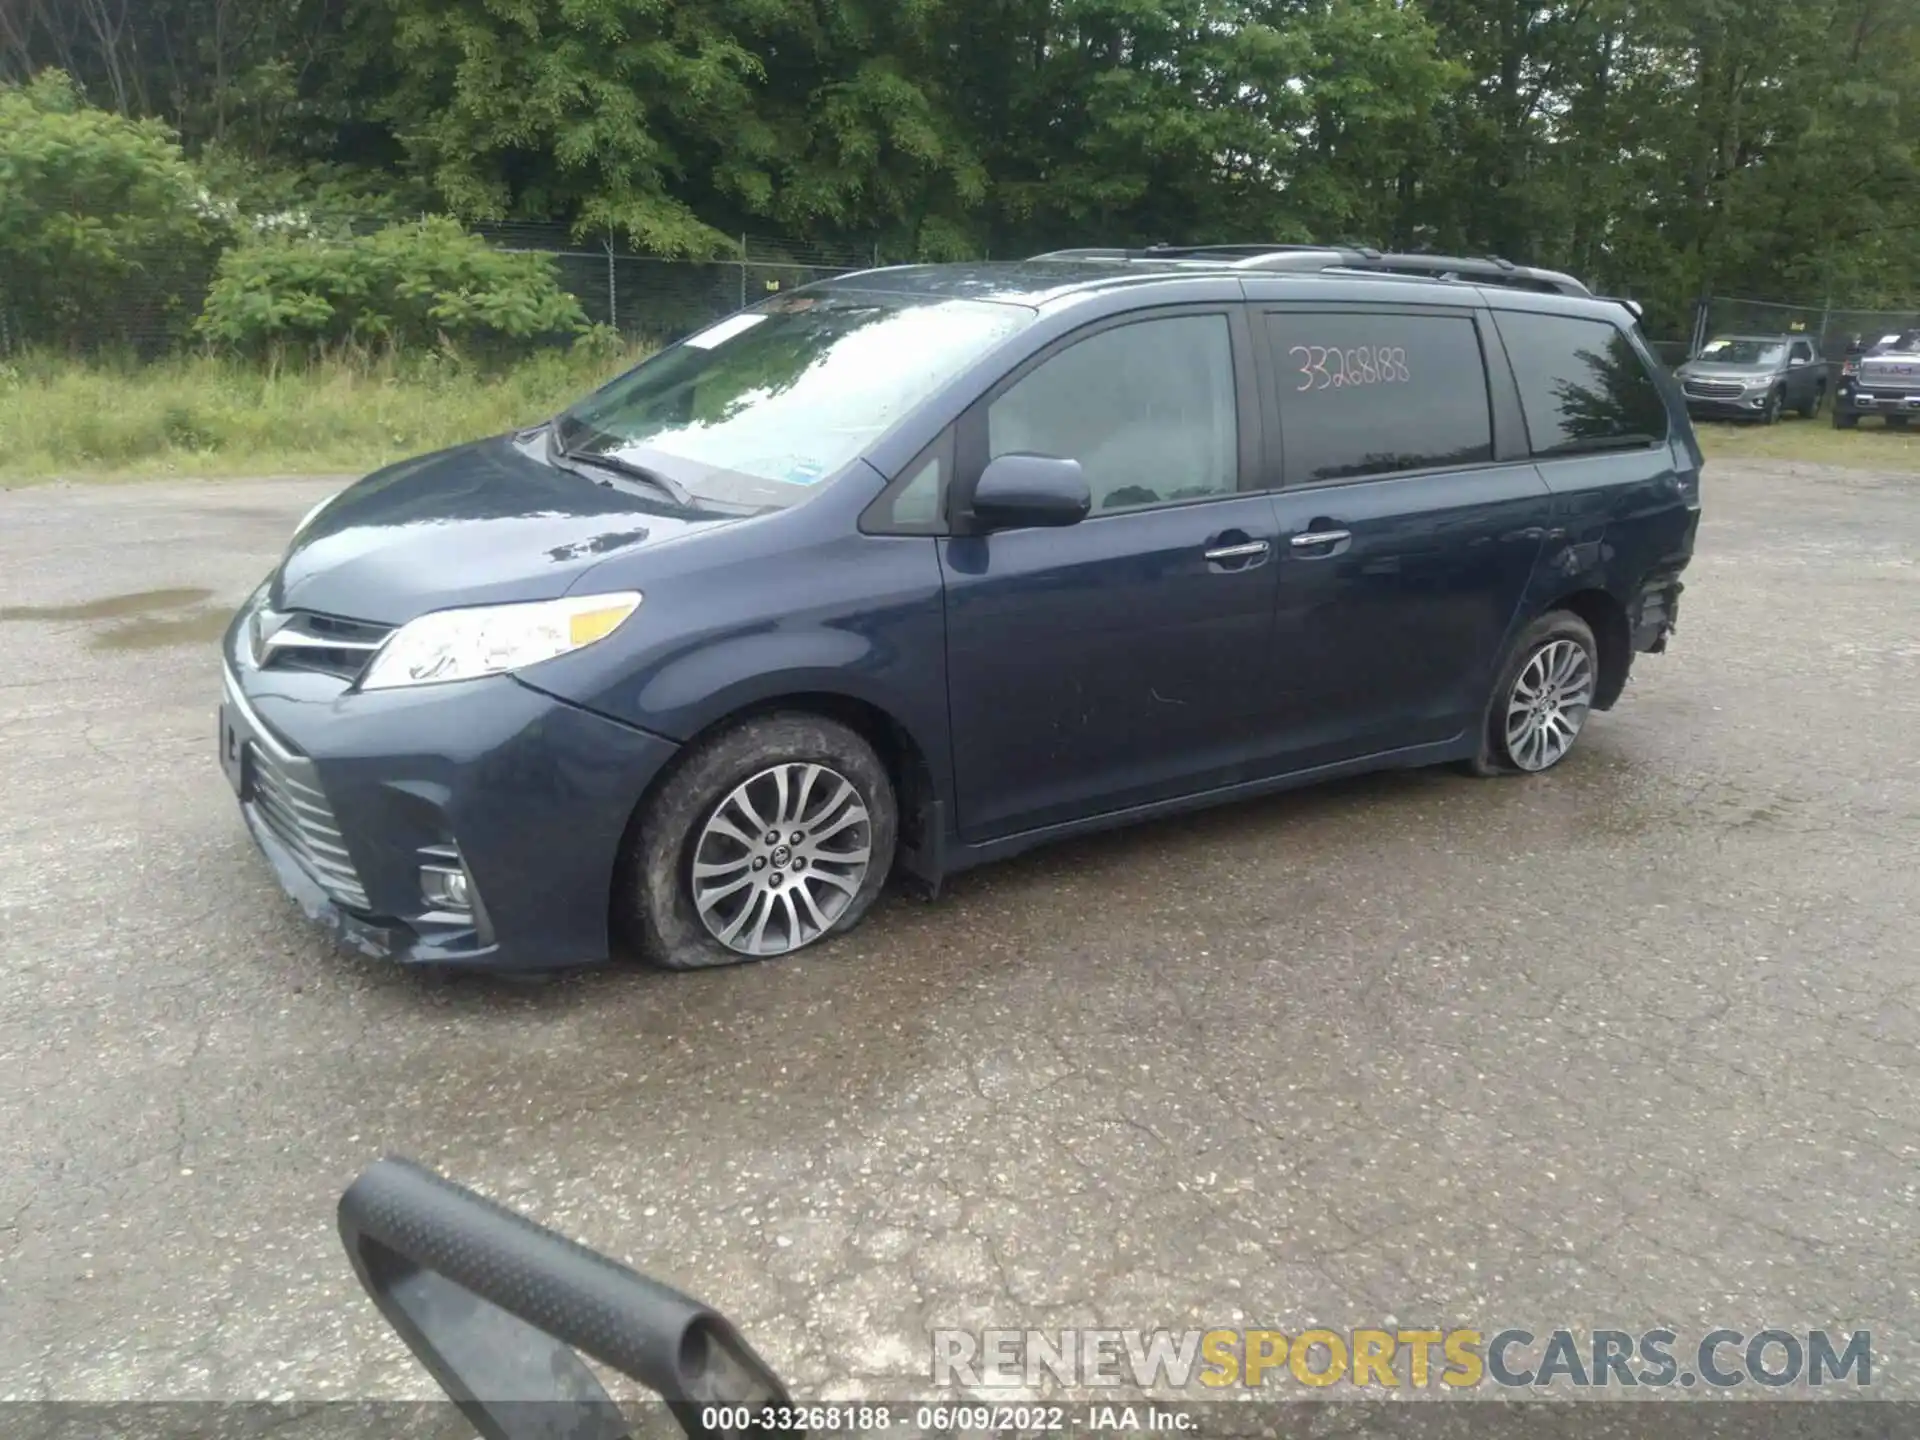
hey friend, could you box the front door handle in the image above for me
[1290,529,1352,548]
[1203,540,1271,563]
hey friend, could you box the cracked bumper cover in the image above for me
[1631,574,1684,654]
[221,612,680,971]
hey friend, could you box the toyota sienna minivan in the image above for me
[218,246,1701,972]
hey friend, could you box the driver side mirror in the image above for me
[968,454,1090,533]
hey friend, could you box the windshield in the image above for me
[1697,338,1786,366]
[557,290,1034,510]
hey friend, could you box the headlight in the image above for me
[359,592,642,691]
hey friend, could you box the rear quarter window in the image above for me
[1265,311,1493,484]
[1493,310,1669,457]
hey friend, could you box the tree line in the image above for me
[2,0,1917,337]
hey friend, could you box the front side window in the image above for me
[559,291,1033,510]
[986,314,1238,514]
[1496,311,1670,457]
[1267,311,1493,483]
[1790,340,1816,364]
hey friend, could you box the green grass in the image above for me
[0,345,652,485]
[1694,413,1920,470]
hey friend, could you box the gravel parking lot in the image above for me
[1,460,1916,1402]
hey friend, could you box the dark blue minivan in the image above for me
[218,247,1701,972]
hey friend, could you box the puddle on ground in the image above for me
[0,587,213,622]
[88,607,231,651]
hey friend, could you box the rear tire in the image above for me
[617,714,897,970]
[1461,612,1600,778]
[1800,384,1824,418]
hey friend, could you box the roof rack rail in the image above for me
[1025,243,1593,297]
[1233,250,1591,297]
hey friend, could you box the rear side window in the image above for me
[1494,311,1669,457]
[1265,312,1493,484]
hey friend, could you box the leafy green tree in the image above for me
[363,0,775,254]
[197,216,588,358]
[6,0,1920,342]
[0,69,222,351]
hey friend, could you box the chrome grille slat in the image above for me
[251,775,352,860]
[1683,379,1744,399]
[1858,362,1920,392]
[245,736,370,911]
[251,607,394,682]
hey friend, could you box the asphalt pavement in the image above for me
[0,459,1916,1402]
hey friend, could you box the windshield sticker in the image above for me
[683,313,770,350]
[782,459,829,486]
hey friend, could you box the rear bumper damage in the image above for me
[1631,573,1684,654]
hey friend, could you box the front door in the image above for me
[939,308,1285,841]
[1254,304,1551,769]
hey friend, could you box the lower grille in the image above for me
[1683,380,1744,399]
[248,740,370,911]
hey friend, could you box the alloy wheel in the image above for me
[691,762,873,957]
[1504,638,1595,772]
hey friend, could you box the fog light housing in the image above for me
[421,864,471,912]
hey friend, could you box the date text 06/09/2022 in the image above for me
[698,1405,1191,1433]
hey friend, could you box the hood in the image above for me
[273,435,737,624]
[1677,360,1778,380]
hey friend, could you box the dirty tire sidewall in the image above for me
[621,714,897,970]
[1470,610,1600,778]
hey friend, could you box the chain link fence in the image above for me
[1690,295,1920,362]
[7,219,1914,367]
[0,224,884,358]
[465,224,883,343]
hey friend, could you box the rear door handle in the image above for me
[1203,540,1271,562]
[1290,529,1351,548]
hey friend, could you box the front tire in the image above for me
[1759,388,1783,425]
[1462,612,1599,777]
[1834,407,1858,430]
[618,714,898,970]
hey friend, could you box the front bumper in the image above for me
[1835,385,1920,417]
[1682,391,1773,419]
[219,611,680,970]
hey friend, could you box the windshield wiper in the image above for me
[546,428,696,509]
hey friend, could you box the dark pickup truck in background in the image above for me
[1835,330,1920,428]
